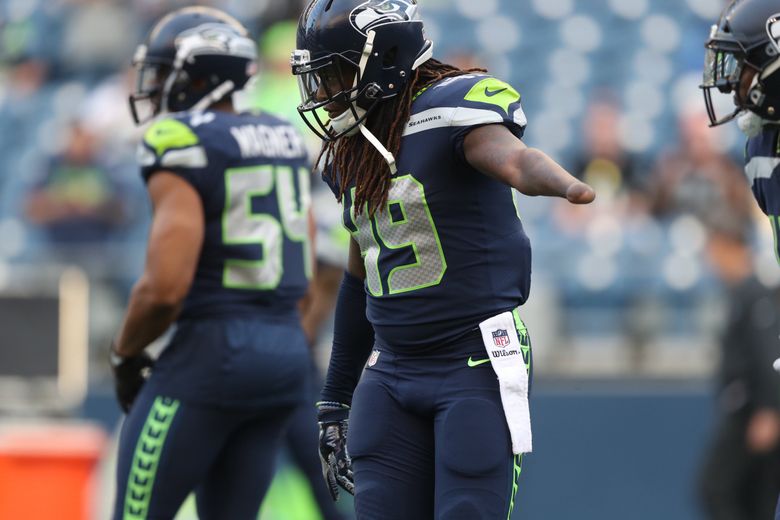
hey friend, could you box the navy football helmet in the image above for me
[129,6,257,125]
[291,0,433,141]
[701,0,780,126]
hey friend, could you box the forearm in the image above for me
[320,271,375,405]
[511,147,580,198]
[464,125,593,203]
[114,277,181,357]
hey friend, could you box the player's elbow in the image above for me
[134,275,189,311]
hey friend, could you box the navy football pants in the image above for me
[112,392,295,520]
[112,317,309,520]
[348,328,531,520]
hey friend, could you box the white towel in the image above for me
[478,311,533,454]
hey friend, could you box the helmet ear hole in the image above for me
[382,46,399,68]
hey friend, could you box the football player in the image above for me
[702,3,780,518]
[702,0,780,253]
[291,1,595,518]
[110,7,313,519]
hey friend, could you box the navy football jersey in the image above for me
[138,110,312,320]
[746,124,780,262]
[329,74,531,349]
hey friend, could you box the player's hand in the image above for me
[110,343,154,413]
[317,401,354,501]
[566,181,596,205]
[747,408,780,453]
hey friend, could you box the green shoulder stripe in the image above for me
[464,78,521,115]
[143,118,199,157]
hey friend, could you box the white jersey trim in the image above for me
[402,107,506,137]
[160,146,208,169]
[745,156,780,185]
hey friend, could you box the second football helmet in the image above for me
[129,6,257,125]
[701,0,780,126]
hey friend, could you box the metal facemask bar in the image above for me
[702,47,745,126]
[292,42,382,140]
[292,49,373,141]
[701,23,748,127]
[129,44,170,125]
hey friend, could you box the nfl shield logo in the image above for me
[492,329,510,347]
[367,350,381,367]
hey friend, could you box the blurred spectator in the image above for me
[445,50,485,71]
[571,97,649,208]
[24,121,132,268]
[698,223,780,520]
[650,109,753,226]
[59,0,139,79]
[552,97,652,238]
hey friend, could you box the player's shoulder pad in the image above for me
[139,113,209,170]
[406,74,526,136]
[420,74,521,113]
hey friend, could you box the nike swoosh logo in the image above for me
[467,357,491,367]
[485,87,507,97]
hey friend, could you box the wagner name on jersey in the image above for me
[325,74,531,350]
[138,109,312,320]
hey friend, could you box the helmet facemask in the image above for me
[129,46,171,125]
[702,46,747,126]
[292,49,381,141]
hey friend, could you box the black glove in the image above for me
[317,401,354,501]
[110,344,153,413]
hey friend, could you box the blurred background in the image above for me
[1,0,779,518]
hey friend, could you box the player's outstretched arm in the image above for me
[463,124,595,204]
[114,172,205,358]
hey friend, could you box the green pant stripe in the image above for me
[512,308,531,372]
[506,454,523,519]
[123,396,180,520]
[508,309,529,519]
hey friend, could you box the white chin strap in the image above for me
[359,124,398,174]
[330,29,398,174]
[191,80,236,113]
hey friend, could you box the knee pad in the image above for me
[439,398,510,476]
[438,498,488,520]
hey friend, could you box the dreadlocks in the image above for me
[318,59,485,217]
